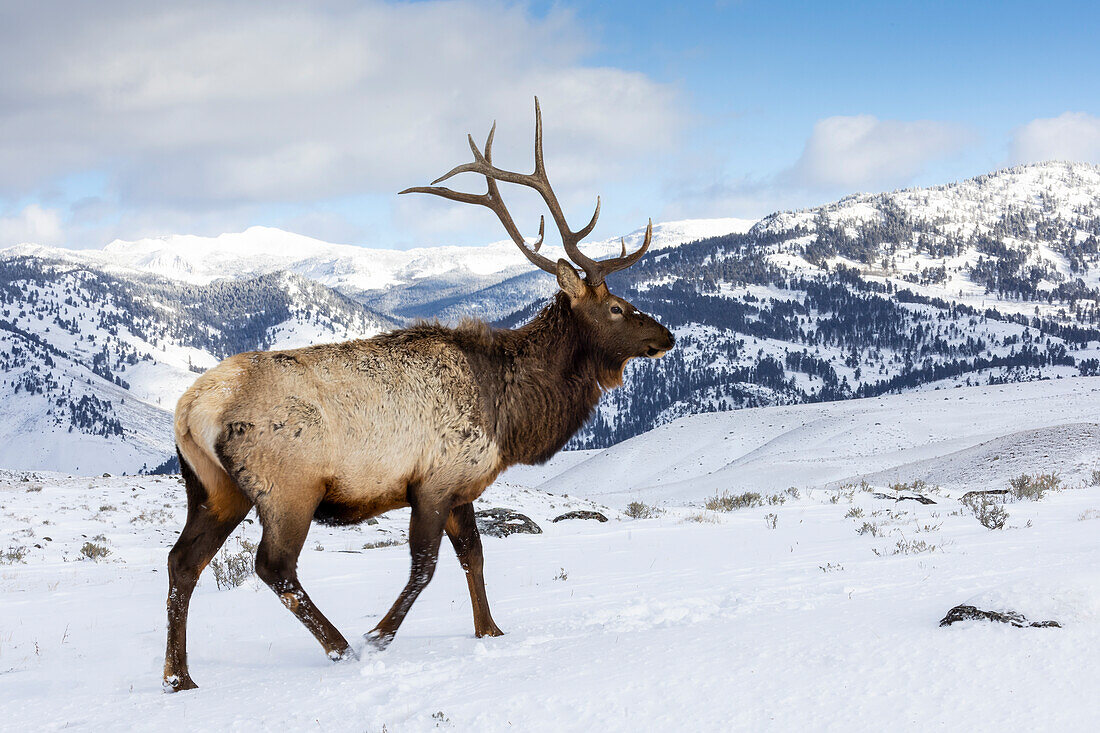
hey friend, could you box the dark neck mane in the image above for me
[458,293,612,465]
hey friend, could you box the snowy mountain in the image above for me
[2,377,1099,730]
[570,160,1100,446]
[3,160,1100,471]
[6,218,754,320]
[0,217,749,472]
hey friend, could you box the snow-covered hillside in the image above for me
[758,161,1100,321]
[1,379,1098,730]
[508,375,1100,504]
[571,161,1100,446]
[0,264,396,473]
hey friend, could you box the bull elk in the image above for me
[163,98,674,691]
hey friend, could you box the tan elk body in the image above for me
[176,335,502,529]
[163,99,675,691]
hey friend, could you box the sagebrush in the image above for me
[80,541,111,561]
[209,537,257,590]
[625,501,661,519]
[1008,472,1061,501]
[705,491,762,512]
[961,494,1008,529]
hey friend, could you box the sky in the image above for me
[1,0,1098,251]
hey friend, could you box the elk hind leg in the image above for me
[254,494,354,661]
[367,489,449,649]
[445,502,504,638]
[164,450,253,692]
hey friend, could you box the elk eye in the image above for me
[610,306,623,315]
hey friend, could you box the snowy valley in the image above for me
[1,378,1098,730]
[3,162,1100,725]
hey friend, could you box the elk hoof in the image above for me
[328,646,359,663]
[364,629,394,651]
[476,625,505,638]
[163,673,198,693]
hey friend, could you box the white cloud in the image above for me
[0,1,682,216]
[1011,112,1100,164]
[661,115,974,221]
[0,205,64,247]
[787,115,971,191]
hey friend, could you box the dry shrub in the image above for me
[209,537,257,590]
[705,491,762,512]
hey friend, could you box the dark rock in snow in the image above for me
[960,489,1010,501]
[939,604,1061,628]
[871,492,936,504]
[475,508,542,538]
[551,510,609,523]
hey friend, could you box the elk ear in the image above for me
[556,259,587,302]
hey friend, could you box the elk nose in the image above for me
[645,329,675,358]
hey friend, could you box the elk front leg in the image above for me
[367,494,448,649]
[445,503,504,638]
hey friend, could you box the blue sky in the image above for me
[0,0,1097,250]
[594,1,1098,168]
[579,0,1098,167]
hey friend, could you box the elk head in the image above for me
[400,97,674,382]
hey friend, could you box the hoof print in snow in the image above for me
[939,604,1061,628]
[551,510,608,523]
[871,492,936,504]
[475,508,542,538]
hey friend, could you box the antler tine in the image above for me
[557,194,602,283]
[399,98,654,283]
[533,97,544,176]
[399,123,556,274]
[480,122,553,270]
[587,219,653,282]
[528,97,606,281]
[575,196,601,241]
[397,185,488,207]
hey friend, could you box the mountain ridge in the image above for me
[3,218,757,289]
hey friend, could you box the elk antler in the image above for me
[399,97,653,286]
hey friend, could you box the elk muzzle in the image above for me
[644,329,675,358]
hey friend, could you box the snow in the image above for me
[2,378,1100,730]
[0,347,175,474]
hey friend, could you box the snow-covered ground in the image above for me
[506,376,1100,503]
[2,379,1100,731]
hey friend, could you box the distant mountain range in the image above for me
[3,161,1099,473]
